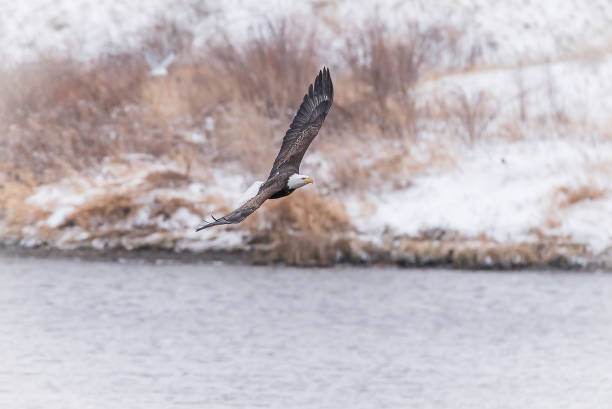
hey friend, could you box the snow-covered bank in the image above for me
[2,138,610,269]
[355,139,612,254]
[2,0,611,268]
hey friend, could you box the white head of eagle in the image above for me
[288,173,313,190]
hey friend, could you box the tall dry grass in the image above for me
[0,17,537,262]
[0,17,494,182]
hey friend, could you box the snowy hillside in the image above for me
[1,0,611,267]
[3,0,612,66]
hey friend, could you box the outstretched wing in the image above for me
[268,67,334,179]
[195,176,285,231]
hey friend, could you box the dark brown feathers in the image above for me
[195,175,286,231]
[268,67,334,178]
[196,67,334,231]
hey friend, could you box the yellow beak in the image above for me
[305,177,313,184]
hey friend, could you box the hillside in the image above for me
[1,0,611,267]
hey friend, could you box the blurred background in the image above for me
[3,3,612,409]
[1,0,611,267]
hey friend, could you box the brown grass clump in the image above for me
[149,197,203,223]
[64,194,137,230]
[247,192,353,266]
[555,185,607,208]
[145,170,190,189]
[0,181,37,234]
[392,235,591,269]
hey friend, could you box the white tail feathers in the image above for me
[236,181,264,207]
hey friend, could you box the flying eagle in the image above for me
[195,67,334,231]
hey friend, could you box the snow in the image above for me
[3,0,612,66]
[16,137,610,256]
[416,55,612,127]
[2,0,612,260]
[18,157,250,251]
[354,139,612,254]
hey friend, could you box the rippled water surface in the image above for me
[2,255,612,409]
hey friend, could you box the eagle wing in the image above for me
[268,67,334,178]
[195,176,285,231]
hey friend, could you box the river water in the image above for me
[1,255,612,409]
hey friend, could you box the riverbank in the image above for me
[2,236,609,271]
[2,1,610,269]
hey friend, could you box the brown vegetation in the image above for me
[0,17,600,267]
[555,185,607,208]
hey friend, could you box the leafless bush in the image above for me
[341,18,466,138]
[207,19,321,119]
[448,89,499,143]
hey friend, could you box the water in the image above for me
[2,256,612,409]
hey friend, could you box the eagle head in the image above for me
[288,173,313,190]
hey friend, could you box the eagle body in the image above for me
[269,185,294,199]
[196,68,333,231]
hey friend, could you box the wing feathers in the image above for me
[195,176,285,231]
[268,67,334,178]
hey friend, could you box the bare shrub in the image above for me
[447,89,498,143]
[207,19,321,119]
[341,18,464,138]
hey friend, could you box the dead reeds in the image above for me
[0,16,588,266]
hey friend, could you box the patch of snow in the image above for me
[204,117,215,132]
[349,139,612,254]
[3,0,612,67]
[16,156,254,251]
[417,55,612,127]
[46,206,76,228]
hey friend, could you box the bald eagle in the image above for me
[195,67,334,231]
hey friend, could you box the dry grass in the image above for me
[247,191,353,266]
[392,235,595,269]
[207,19,321,118]
[67,194,137,230]
[0,17,478,185]
[145,170,191,189]
[0,181,37,233]
[448,89,499,143]
[555,185,607,208]
[341,19,448,138]
[1,17,593,266]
